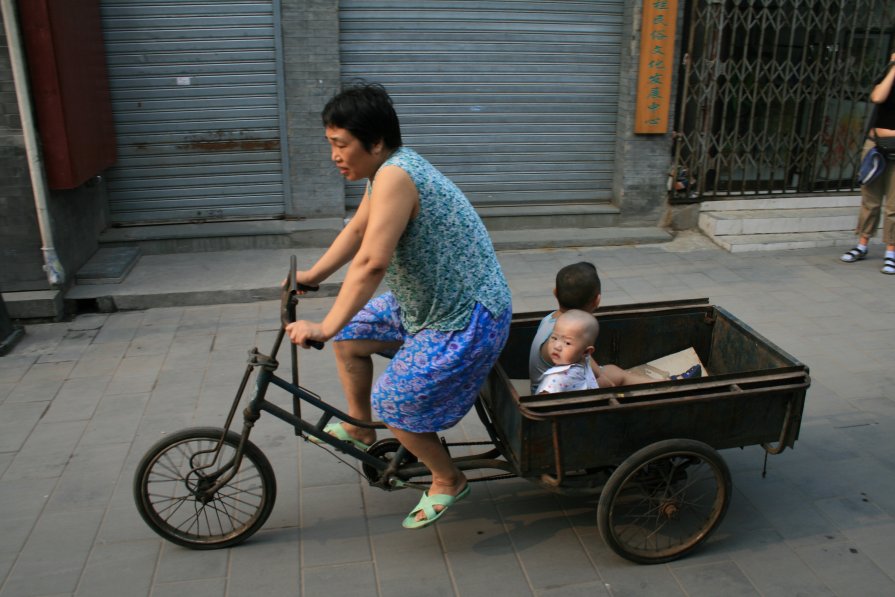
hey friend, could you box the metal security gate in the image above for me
[339,0,624,208]
[673,0,895,201]
[100,0,287,224]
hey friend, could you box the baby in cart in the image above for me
[535,309,605,393]
[530,262,702,395]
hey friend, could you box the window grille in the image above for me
[672,0,895,202]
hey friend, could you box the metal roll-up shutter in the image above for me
[100,1,286,224]
[339,0,624,208]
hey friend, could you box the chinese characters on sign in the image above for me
[635,0,678,134]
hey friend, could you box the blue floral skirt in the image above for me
[333,292,511,433]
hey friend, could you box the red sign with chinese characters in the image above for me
[635,0,678,134]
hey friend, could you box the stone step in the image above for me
[699,206,857,236]
[489,226,672,251]
[478,203,619,231]
[697,195,868,253]
[75,246,142,285]
[701,195,860,211]
[99,219,344,255]
[706,230,866,253]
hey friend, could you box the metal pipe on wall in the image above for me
[1,0,65,286]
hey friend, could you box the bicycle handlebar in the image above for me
[282,255,324,350]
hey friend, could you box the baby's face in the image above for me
[547,319,591,366]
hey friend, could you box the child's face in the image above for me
[547,319,593,366]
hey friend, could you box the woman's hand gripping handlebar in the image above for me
[281,255,325,350]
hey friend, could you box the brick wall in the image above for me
[1,11,109,293]
[280,1,345,219]
[0,16,45,291]
[612,1,679,223]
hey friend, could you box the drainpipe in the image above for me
[1,0,65,286]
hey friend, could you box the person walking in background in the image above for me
[841,52,895,274]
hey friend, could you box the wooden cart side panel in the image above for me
[596,311,714,370]
[708,315,800,376]
[479,369,525,473]
[519,383,808,475]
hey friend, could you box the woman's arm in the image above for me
[287,166,418,346]
[870,52,895,104]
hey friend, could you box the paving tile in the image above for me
[226,527,301,597]
[161,335,213,371]
[0,509,104,597]
[0,453,12,478]
[67,341,127,379]
[437,510,537,596]
[96,505,163,545]
[44,442,130,512]
[6,323,67,358]
[40,376,111,423]
[735,476,842,546]
[0,401,48,453]
[125,328,176,358]
[814,495,892,532]
[4,361,74,404]
[722,529,835,597]
[74,540,159,597]
[589,553,685,597]
[795,539,895,597]
[0,552,15,591]
[104,354,164,396]
[35,328,97,364]
[78,393,150,446]
[0,355,37,385]
[671,560,759,597]
[496,495,601,590]
[302,561,378,597]
[538,581,611,596]
[253,438,300,530]
[2,420,88,480]
[91,311,144,344]
[366,514,454,596]
[151,578,227,597]
[841,522,895,582]
[299,482,371,568]
[211,324,260,348]
[299,440,366,490]
[0,478,57,557]
[155,542,228,583]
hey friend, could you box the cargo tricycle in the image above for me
[134,257,809,564]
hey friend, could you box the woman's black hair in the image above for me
[321,83,403,151]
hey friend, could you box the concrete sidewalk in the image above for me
[2,233,895,596]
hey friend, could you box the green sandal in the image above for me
[402,484,471,529]
[308,422,372,450]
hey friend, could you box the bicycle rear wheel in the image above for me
[597,439,730,564]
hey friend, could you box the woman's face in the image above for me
[325,126,384,181]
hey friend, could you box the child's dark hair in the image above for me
[555,262,601,310]
[321,83,403,151]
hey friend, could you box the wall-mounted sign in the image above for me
[635,0,678,134]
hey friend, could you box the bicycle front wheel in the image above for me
[133,427,276,549]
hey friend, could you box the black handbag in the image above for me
[875,135,895,161]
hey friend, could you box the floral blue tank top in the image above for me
[371,147,511,333]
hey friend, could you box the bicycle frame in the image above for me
[196,268,513,499]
